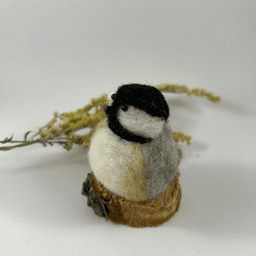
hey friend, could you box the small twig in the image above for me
[1,140,68,144]
[28,114,62,141]
[0,139,71,151]
[0,140,42,151]
[1,85,218,152]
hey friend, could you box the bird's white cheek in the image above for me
[119,108,165,138]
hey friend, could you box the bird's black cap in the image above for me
[105,83,170,144]
[106,83,169,120]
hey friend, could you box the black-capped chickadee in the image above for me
[88,83,182,202]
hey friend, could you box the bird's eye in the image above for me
[111,93,116,100]
[121,105,128,111]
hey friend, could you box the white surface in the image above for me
[1,0,256,255]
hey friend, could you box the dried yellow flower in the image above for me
[0,84,220,152]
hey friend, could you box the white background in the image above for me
[1,0,256,255]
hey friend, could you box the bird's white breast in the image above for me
[88,119,149,201]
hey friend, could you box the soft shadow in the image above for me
[2,147,255,237]
[203,98,255,115]
[166,99,201,135]
[165,94,203,114]
[165,93,255,116]
[3,144,89,173]
[166,161,256,239]
[189,141,210,152]
[0,145,102,228]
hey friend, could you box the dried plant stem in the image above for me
[0,139,42,151]
[0,83,221,152]
[155,83,221,103]
[0,136,74,151]
[28,114,62,141]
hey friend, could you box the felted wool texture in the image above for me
[118,105,165,139]
[88,118,149,201]
[88,171,182,228]
[88,118,182,201]
[105,83,170,145]
[140,120,183,199]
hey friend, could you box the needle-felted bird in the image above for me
[82,83,183,228]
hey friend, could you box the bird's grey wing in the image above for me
[141,122,182,199]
